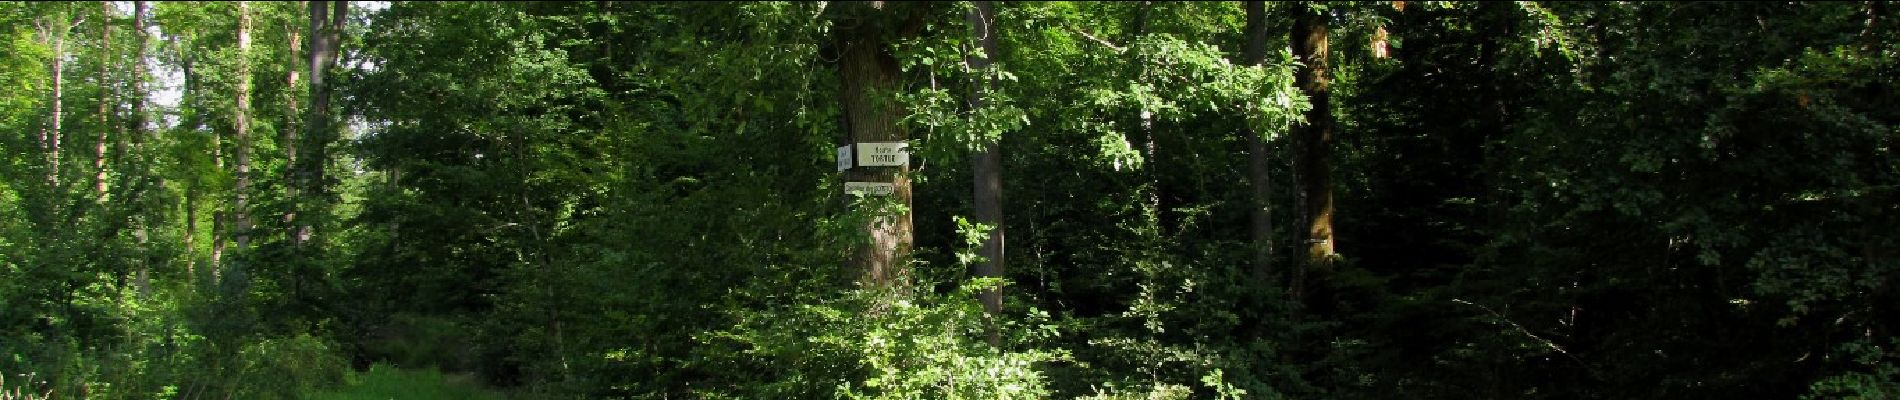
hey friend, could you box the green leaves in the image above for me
[953,215,996,267]
[3,1,1894,398]
[716,286,1066,400]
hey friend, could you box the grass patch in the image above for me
[305,364,504,400]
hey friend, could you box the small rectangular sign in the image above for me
[844,181,896,196]
[855,142,909,167]
[836,145,854,172]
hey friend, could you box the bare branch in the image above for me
[1070,26,1125,53]
[1453,298,1602,378]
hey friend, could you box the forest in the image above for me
[1,1,1896,399]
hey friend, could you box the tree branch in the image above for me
[1070,26,1125,53]
[1453,298,1602,379]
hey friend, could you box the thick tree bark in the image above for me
[966,0,1006,323]
[1243,0,1276,287]
[234,1,254,251]
[832,1,924,289]
[1290,2,1334,302]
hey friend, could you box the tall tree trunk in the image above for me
[233,1,253,251]
[48,16,68,188]
[210,31,222,172]
[1243,0,1276,287]
[132,0,150,298]
[130,1,147,152]
[185,187,197,283]
[832,1,924,289]
[95,1,113,198]
[212,211,224,281]
[965,0,1006,331]
[283,1,304,243]
[178,34,200,284]
[1290,2,1334,303]
[299,0,328,247]
[300,0,345,246]
[213,118,224,279]
[35,21,49,176]
[94,1,120,300]
[1126,1,1163,231]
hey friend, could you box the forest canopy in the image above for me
[1,1,1896,399]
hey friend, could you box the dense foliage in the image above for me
[1,1,1895,399]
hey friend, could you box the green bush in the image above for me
[707,280,1066,400]
[231,334,349,400]
[306,364,505,400]
[1805,338,1900,400]
[355,313,479,372]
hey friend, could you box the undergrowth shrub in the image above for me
[708,279,1066,400]
[306,363,504,400]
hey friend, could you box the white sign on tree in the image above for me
[844,182,896,196]
[854,142,909,167]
